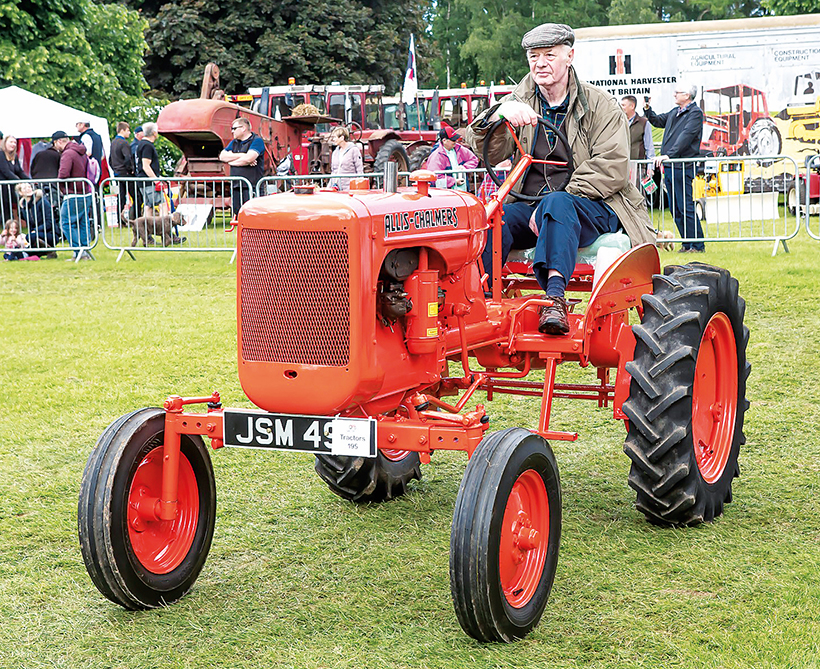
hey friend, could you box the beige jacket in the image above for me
[466,68,656,246]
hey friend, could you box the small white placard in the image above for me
[175,203,213,232]
[331,418,376,457]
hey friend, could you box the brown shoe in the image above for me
[538,296,569,335]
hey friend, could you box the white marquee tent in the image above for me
[0,86,111,155]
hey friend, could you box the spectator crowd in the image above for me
[1,93,709,263]
[0,119,166,261]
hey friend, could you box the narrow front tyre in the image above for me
[78,408,216,609]
[450,428,561,642]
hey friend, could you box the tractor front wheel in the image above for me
[78,408,216,609]
[623,263,750,526]
[450,428,561,642]
[314,450,421,503]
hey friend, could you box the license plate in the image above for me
[223,409,377,458]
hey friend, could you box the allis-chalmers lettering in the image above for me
[384,207,459,236]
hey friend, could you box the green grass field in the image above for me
[1,234,819,668]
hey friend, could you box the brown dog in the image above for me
[656,230,675,251]
[122,211,187,247]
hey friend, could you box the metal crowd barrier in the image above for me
[633,155,801,256]
[799,154,820,241]
[257,167,490,198]
[257,172,383,196]
[0,177,98,263]
[99,176,252,262]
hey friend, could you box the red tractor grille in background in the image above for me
[240,228,350,366]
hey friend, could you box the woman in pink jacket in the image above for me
[329,126,363,191]
[426,125,479,190]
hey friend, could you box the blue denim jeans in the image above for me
[482,192,619,291]
[664,163,705,251]
[60,193,94,248]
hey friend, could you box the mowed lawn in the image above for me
[1,234,819,669]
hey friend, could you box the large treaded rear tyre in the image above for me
[78,408,216,608]
[623,263,750,526]
[408,145,433,171]
[314,451,421,503]
[450,428,561,642]
[373,139,410,173]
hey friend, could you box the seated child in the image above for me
[1,219,38,261]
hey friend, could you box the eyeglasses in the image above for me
[231,125,242,130]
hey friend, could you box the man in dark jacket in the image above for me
[31,140,62,212]
[110,121,136,219]
[54,130,94,260]
[76,121,104,164]
[645,84,705,252]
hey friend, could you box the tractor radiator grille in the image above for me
[240,228,350,366]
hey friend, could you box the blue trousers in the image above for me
[664,163,705,251]
[482,192,620,291]
[60,194,93,248]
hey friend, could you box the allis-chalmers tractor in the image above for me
[78,119,750,642]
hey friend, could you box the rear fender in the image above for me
[582,243,659,368]
[363,130,402,157]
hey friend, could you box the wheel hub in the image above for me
[381,448,412,462]
[499,469,549,608]
[127,446,200,574]
[692,312,738,484]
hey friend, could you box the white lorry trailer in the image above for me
[573,15,820,161]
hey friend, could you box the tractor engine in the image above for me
[235,179,487,416]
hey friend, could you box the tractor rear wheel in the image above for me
[450,428,561,642]
[408,145,433,171]
[78,408,216,609]
[373,139,410,173]
[747,118,782,157]
[623,263,750,526]
[314,450,421,503]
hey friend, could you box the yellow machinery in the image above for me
[694,160,745,199]
[784,96,820,143]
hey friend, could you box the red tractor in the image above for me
[243,83,439,174]
[78,119,750,642]
[701,85,782,157]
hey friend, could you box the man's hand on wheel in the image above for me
[495,101,539,127]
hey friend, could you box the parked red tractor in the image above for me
[701,84,782,156]
[78,119,750,642]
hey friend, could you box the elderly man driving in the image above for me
[466,23,655,334]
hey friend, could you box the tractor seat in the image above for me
[502,230,632,292]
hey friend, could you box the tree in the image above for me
[609,0,660,25]
[0,0,149,119]
[761,0,814,14]
[121,0,432,97]
[430,0,613,88]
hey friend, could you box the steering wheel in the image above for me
[482,117,574,202]
[348,121,363,142]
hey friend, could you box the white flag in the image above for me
[402,34,418,105]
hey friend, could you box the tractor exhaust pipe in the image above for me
[384,161,398,193]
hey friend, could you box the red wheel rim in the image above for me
[499,469,549,608]
[692,312,738,484]
[127,446,199,574]
[381,448,411,462]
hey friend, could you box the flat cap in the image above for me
[521,23,575,50]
